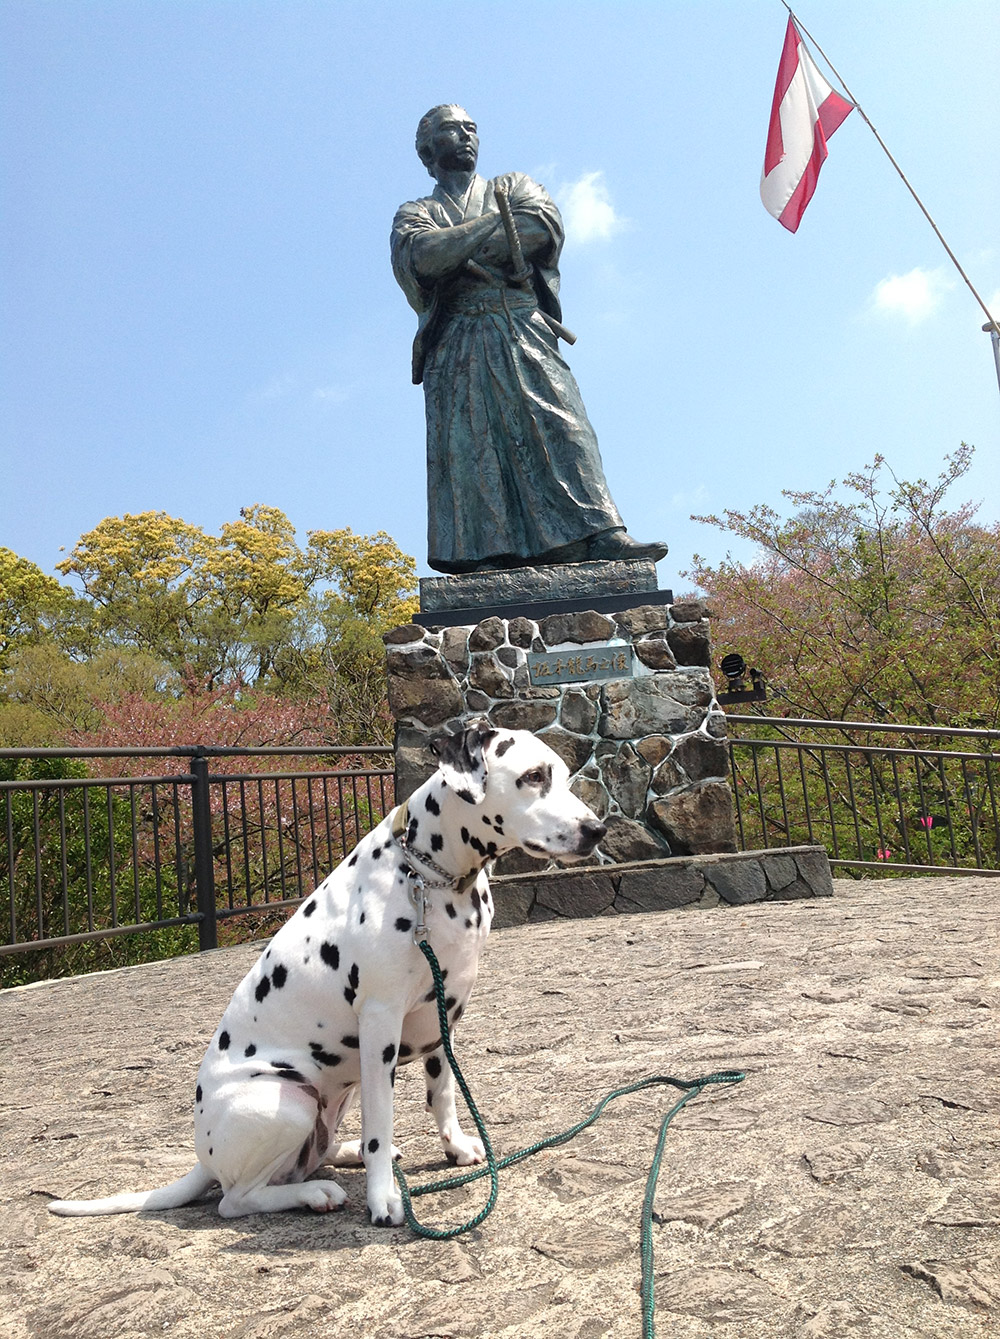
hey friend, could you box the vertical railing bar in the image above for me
[307,775,320,890]
[150,783,164,923]
[774,745,791,846]
[5,792,16,944]
[749,745,767,848]
[984,755,1000,869]
[913,760,934,865]
[82,787,94,932]
[290,776,303,898]
[220,781,235,911]
[936,754,959,866]
[796,746,815,845]
[729,747,748,850]
[173,780,186,915]
[130,783,142,925]
[32,790,44,940]
[274,779,288,901]
[336,774,349,864]
[866,749,887,861]
[322,775,335,875]
[889,754,913,865]
[818,748,840,861]
[960,757,984,868]
[58,788,70,935]
[257,777,270,904]
[239,779,252,909]
[106,785,118,928]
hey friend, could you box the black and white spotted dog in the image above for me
[48,724,605,1228]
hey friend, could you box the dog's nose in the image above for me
[580,819,607,848]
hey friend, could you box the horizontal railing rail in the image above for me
[726,714,1000,877]
[1,744,395,979]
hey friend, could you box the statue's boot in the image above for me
[585,528,668,563]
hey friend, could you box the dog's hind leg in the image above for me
[207,1080,347,1219]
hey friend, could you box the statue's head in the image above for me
[416,105,479,178]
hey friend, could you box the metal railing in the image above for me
[1,745,395,970]
[727,715,1000,876]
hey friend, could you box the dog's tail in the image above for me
[47,1164,215,1217]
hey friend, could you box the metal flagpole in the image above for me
[779,1,1000,386]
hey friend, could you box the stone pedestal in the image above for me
[384,591,737,873]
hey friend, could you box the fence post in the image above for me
[191,750,217,951]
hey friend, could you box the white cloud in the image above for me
[870,266,952,325]
[312,385,350,404]
[555,171,626,245]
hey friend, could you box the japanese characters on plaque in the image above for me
[526,643,634,686]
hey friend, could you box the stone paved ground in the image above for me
[0,876,997,1339]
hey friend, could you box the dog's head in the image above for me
[430,723,606,859]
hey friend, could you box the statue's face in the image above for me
[428,108,479,175]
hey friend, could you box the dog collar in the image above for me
[390,802,483,895]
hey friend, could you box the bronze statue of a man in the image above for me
[391,105,667,575]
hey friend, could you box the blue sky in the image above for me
[3,0,998,597]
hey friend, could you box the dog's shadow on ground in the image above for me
[129,1154,484,1255]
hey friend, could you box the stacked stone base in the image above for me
[490,845,833,928]
[385,597,737,873]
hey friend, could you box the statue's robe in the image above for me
[391,173,623,573]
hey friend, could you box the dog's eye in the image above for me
[520,769,544,785]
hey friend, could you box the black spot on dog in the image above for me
[425,793,441,816]
[454,1004,464,1023]
[303,899,317,917]
[348,853,358,867]
[456,788,476,805]
[426,1088,435,1106]
[446,902,456,918]
[399,1043,412,1057]
[460,827,470,844]
[209,1146,213,1156]
[371,845,382,859]
[218,1031,230,1051]
[320,941,340,971]
[445,996,457,1011]
[390,1066,397,1087]
[495,737,515,757]
[383,1043,396,1064]
[309,1043,342,1067]
[368,1138,380,1153]
[398,861,413,877]
[342,1034,360,1048]
[471,889,481,908]
[395,917,412,932]
[425,1055,442,1079]
[344,985,356,1005]
[273,1064,306,1083]
[482,815,492,825]
[430,832,443,851]
[469,834,488,857]
[407,817,419,844]
[348,963,360,988]
[195,1084,203,1103]
[465,918,474,929]
[255,976,271,1003]
[272,964,288,989]
[359,911,366,925]
[244,1044,257,1058]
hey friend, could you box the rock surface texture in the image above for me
[385,601,736,871]
[2,877,997,1338]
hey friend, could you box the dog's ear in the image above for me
[430,722,496,805]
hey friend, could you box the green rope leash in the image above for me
[394,939,746,1339]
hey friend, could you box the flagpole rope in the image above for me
[780,1,998,336]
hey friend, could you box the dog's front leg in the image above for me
[358,1002,405,1227]
[424,1046,486,1166]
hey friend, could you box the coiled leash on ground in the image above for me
[393,938,746,1339]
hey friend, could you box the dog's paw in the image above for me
[302,1180,348,1213]
[368,1192,404,1228]
[443,1134,486,1167]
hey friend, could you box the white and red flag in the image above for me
[761,16,854,232]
